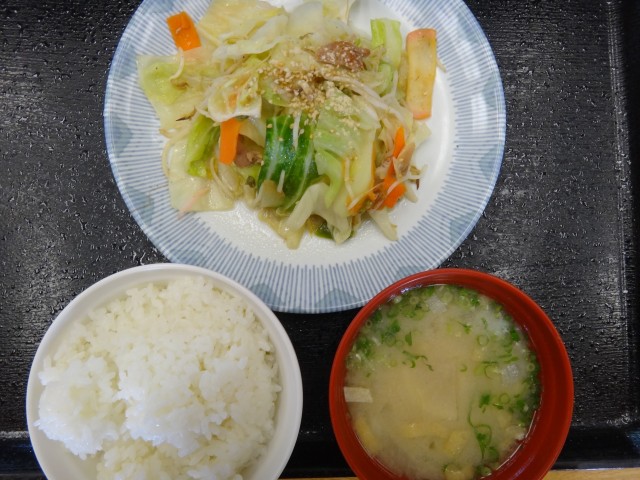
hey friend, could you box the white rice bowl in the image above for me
[26,264,303,480]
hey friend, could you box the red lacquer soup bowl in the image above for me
[329,268,573,480]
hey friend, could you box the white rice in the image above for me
[35,275,281,480]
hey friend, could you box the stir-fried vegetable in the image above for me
[185,115,219,177]
[137,0,439,248]
[219,117,241,165]
[258,114,318,210]
[406,28,438,119]
[167,11,201,51]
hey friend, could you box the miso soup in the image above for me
[344,285,540,480]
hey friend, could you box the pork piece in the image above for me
[234,140,263,168]
[316,41,370,72]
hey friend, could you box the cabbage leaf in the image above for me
[197,0,284,45]
[206,58,263,122]
[313,86,378,207]
[137,52,217,130]
[284,182,352,243]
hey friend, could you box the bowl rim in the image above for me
[26,263,303,480]
[329,267,574,480]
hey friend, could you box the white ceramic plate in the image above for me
[104,0,505,313]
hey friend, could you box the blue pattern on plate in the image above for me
[250,283,285,310]
[146,0,180,13]
[103,0,506,313]
[479,144,501,180]
[316,289,360,311]
[109,114,132,158]
[127,186,156,226]
[449,211,477,244]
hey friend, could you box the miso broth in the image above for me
[344,285,540,480]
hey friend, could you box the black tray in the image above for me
[1,0,639,477]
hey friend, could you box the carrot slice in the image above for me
[167,11,201,51]
[382,175,406,209]
[392,126,405,158]
[219,117,241,165]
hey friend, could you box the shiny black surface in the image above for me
[1,0,639,477]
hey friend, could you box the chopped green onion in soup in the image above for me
[344,285,540,480]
